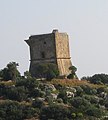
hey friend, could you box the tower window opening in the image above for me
[41,52,45,58]
[44,41,46,44]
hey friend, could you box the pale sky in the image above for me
[0,0,108,78]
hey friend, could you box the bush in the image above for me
[30,89,45,98]
[86,105,104,118]
[0,100,37,120]
[77,112,83,118]
[97,87,108,94]
[71,113,76,118]
[83,74,108,84]
[67,66,78,79]
[70,97,90,111]
[40,104,70,120]
[0,62,20,81]
[32,98,44,108]
[74,86,83,96]
[5,86,28,101]
[57,90,68,103]
[89,96,99,104]
[16,78,39,91]
[80,85,96,95]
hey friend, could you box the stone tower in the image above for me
[25,29,72,77]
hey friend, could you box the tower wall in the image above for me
[25,33,57,76]
[26,33,56,61]
[55,32,72,75]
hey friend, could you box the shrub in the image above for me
[80,85,96,95]
[0,100,37,120]
[71,113,76,118]
[70,97,90,111]
[86,105,104,118]
[74,86,83,96]
[32,98,44,108]
[16,78,39,91]
[40,104,70,120]
[0,62,20,81]
[57,90,68,103]
[84,74,108,84]
[77,112,83,118]
[67,66,78,79]
[5,86,28,101]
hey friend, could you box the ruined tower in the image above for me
[25,29,72,77]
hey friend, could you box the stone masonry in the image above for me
[25,29,72,77]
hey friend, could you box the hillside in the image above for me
[0,62,108,119]
[0,78,108,120]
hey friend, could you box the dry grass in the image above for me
[51,79,105,88]
[0,99,31,106]
[0,80,15,86]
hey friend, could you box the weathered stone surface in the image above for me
[25,29,72,76]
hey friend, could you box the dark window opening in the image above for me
[44,41,46,44]
[41,52,45,58]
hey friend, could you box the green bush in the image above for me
[82,74,108,84]
[0,62,20,81]
[67,66,78,79]
[71,113,76,118]
[57,90,68,103]
[80,85,95,95]
[77,112,83,118]
[5,86,28,101]
[74,86,83,96]
[0,100,37,120]
[40,104,70,120]
[16,77,39,90]
[32,98,44,108]
[86,105,104,118]
[70,97,90,111]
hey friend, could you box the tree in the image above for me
[32,63,59,80]
[81,74,108,84]
[24,71,31,79]
[1,62,20,81]
[0,70,3,79]
[67,66,78,79]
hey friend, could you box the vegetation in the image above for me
[67,66,78,79]
[0,62,108,120]
[81,73,108,84]
[0,62,20,81]
[32,63,59,80]
[0,100,38,120]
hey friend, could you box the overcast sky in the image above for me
[0,0,108,78]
